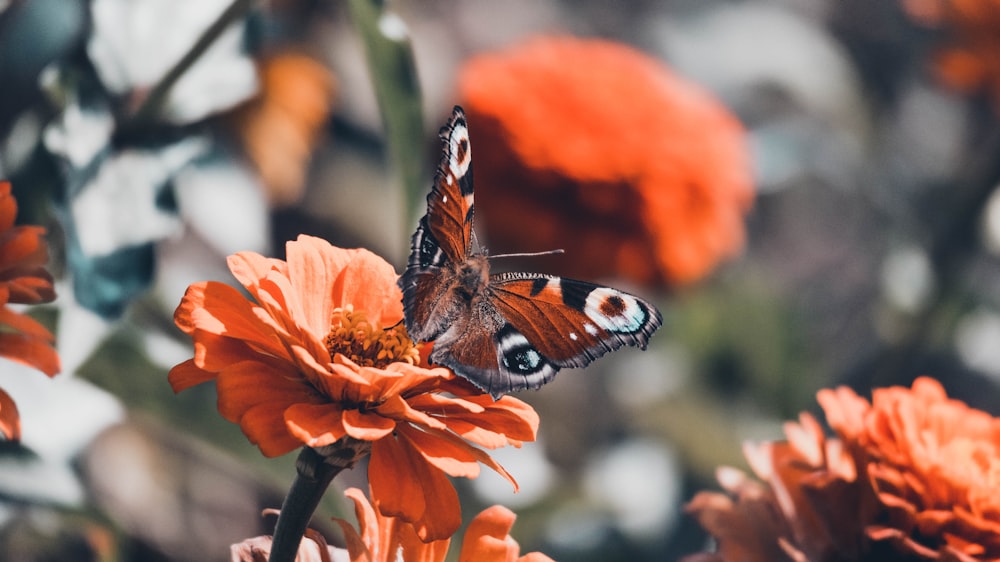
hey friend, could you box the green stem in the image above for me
[268,442,370,562]
[345,0,425,227]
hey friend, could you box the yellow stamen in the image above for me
[325,305,420,369]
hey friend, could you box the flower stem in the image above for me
[268,442,370,562]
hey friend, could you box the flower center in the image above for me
[325,305,420,369]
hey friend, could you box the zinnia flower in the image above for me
[902,0,1000,110]
[332,487,555,562]
[169,235,539,541]
[0,181,60,441]
[684,377,1000,561]
[458,36,753,287]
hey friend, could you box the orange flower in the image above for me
[232,52,336,207]
[332,487,555,562]
[0,181,60,441]
[169,235,539,541]
[685,377,1000,561]
[458,36,754,287]
[902,0,1000,109]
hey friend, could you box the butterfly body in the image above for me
[400,106,662,398]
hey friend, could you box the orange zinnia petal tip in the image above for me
[0,182,59,378]
[334,487,555,562]
[458,35,753,287]
[169,234,539,541]
[0,388,21,442]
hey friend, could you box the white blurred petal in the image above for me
[55,282,113,376]
[880,246,934,314]
[956,309,1000,379]
[0,362,124,505]
[87,0,257,124]
[172,158,270,257]
[71,138,208,257]
[583,439,682,541]
[41,92,114,170]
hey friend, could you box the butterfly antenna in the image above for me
[489,249,565,260]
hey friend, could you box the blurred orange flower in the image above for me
[684,377,1000,561]
[458,36,753,287]
[333,487,555,562]
[902,0,1000,108]
[169,235,538,541]
[233,52,335,207]
[0,181,60,441]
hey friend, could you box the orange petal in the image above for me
[0,388,20,441]
[369,436,462,542]
[284,403,348,447]
[458,505,518,562]
[227,250,285,295]
[342,488,380,555]
[0,182,14,231]
[0,225,48,274]
[167,358,217,392]
[285,235,351,338]
[330,247,403,327]
[178,282,283,353]
[0,333,60,376]
[398,424,482,479]
[403,424,518,489]
[0,306,55,340]
[342,408,396,440]
[240,401,305,457]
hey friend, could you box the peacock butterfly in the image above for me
[399,106,662,398]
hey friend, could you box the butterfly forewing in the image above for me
[400,108,477,342]
[425,108,475,263]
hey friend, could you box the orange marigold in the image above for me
[458,36,754,287]
[902,0,1000,109]
[684,377,1000,561]
[168,235,539,541]
[332,487,555,562]
[0,181,60,441]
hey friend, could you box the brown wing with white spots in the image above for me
[489,273,662,369]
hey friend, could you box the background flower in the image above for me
[901,0,1000,110]
[457,35,754,287]
[684,377,1000,561]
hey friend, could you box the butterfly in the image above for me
[399,106,662,398]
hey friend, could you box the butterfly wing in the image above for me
[427,303,561,399]
[428,273,661,398]
[489,273,662,368]
[399,106,476,342]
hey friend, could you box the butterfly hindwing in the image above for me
[490,274,662,368]
[428,308,560,398]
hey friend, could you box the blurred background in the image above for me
[2,0,1000,560]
